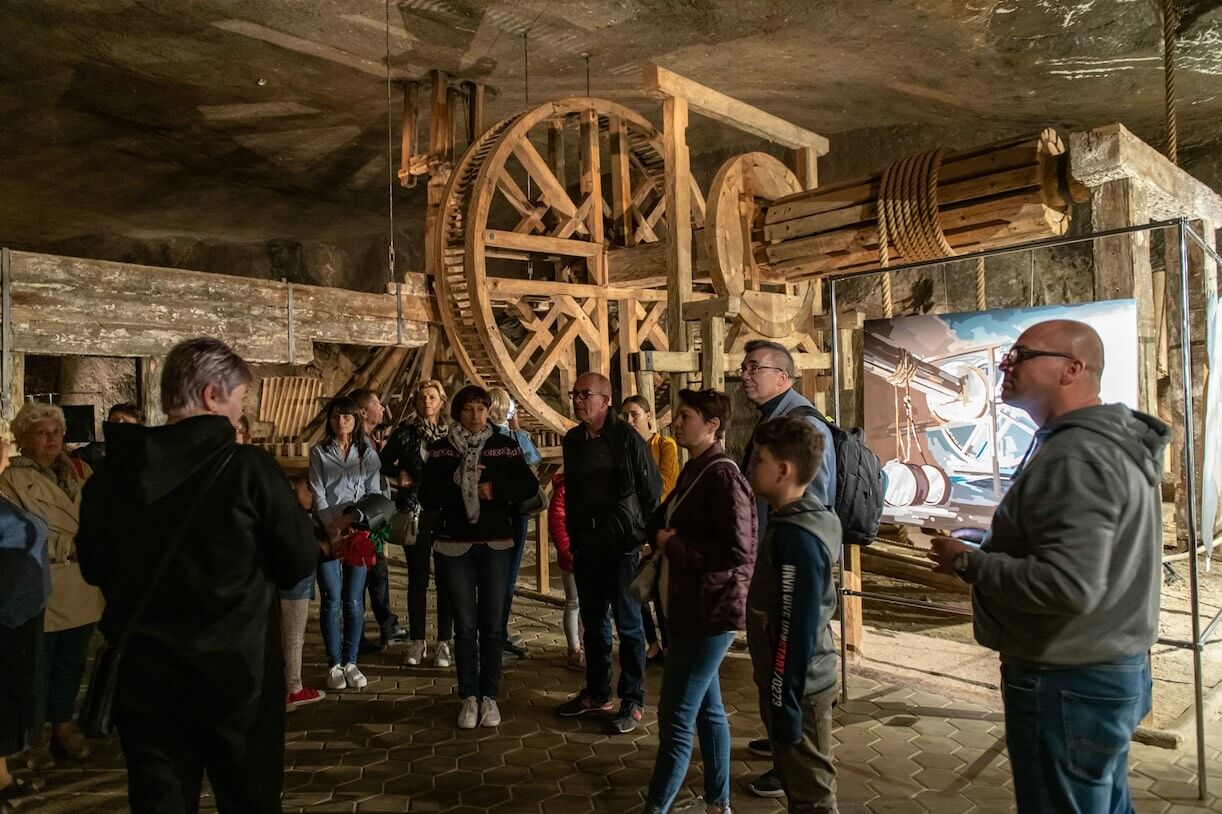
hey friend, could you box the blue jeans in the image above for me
[645,631,736,812]
[317,560,368,667]
[573,548,646,706]
[500,515,530,631]
[436,545,512,699]
[1001,653,1151,814]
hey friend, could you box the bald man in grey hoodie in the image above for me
[929,320,1171,814]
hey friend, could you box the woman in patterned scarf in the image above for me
[0,403,103,764]
[418,386,538,729]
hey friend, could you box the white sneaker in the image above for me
[405,639,427,666]
[434,641,452,668]
[479,698,501,727]
[342,662,367,689]
[457,696,479,729]
[326,664,347,690]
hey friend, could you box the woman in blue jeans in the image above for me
[418,386,538,729]
[309,396,382,692]
[641,389,758,814]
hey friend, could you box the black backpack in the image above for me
[789,406,885,546]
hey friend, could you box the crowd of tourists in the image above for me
[0,320,1168,814]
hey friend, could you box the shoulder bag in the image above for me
[629,457,737,606]
[80,446,237,737]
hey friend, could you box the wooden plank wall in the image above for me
[5,251,433,363]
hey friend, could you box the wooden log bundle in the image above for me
[753,130,1080,280]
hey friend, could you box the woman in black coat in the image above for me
[418,385,538,730]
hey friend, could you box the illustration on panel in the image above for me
[863,300,1138,528]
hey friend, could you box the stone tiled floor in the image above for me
[20,593,1222,813]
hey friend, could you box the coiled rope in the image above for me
[876,148,968,317]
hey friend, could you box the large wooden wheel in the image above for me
[435,98,693,434]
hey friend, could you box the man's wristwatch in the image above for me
[953,550,971,578]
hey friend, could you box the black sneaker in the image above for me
[502,640,528,659]
[748,738,772,757]
[610,701,643,734]
[358,638,384,655]
[747,768,785,798]
[556,691,614,717]
[379,622,403,647]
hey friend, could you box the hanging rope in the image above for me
[1163,0,1179,165]
[877,148,957,318]
[384,0,402,344]
[975,256,987,311]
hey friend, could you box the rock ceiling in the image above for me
[1,0,1219,247]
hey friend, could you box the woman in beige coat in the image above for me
[0,404,103,762]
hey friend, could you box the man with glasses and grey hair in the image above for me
[556,371,661,734]
[927,319,1169,814]
[738,338,838,798]
[77,337,316,813]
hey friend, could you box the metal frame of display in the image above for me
[827,218,1215,801]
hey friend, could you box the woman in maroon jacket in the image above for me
[641,389,758,814]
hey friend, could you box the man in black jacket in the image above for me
[77,337,316,814]
[557,372,661,734]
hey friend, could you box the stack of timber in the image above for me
[756,130,1080,280]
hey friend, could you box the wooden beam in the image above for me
[682,295,741,322]
[636,350,699,373]
[701,317,727,390]
[579,109,607,286]
[795,145,818,190]
[398,81,419,186]
[464,81,485,140]
[484,230,601,258]
[3,252,432,362]
[843,544,864,655]
[486,276,668,302]
[1070,123,1222,223]
[609,116,635,247]
[446,87,462,159]
[644,63,830,154]
[427,69,448,158]
[139,356,164,427]
[663,95,693,406]
[1090,180,1157,416]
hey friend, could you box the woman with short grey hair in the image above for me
[0,403,103,764]
[161,337,253,420]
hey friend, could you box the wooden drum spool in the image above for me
[704,152,815,338]
[433,98,683,434]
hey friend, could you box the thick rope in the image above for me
[1163,0,1179,165]
[975,256,987,311]
[877,148,957,318]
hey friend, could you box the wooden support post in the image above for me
[700,316,726,391]
[548,120,566,190]
[663,95,693,410]
[843,544,864,656]
[139,356,164,426]
[427,69,448,159]
[795,145,818,191]
[619,298,638,399]
[579,109,610,377]
[609,116,635,247]
[1090,179,1157,416]
[398,81,419,187]
[535,513,551,593]
[464,81,485,141]
[446,88,462,159]
[636,369,656,414]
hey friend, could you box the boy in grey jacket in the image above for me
[930,319,1171,814]
[746,416,843,814]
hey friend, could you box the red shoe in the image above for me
[286,687,326,712]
